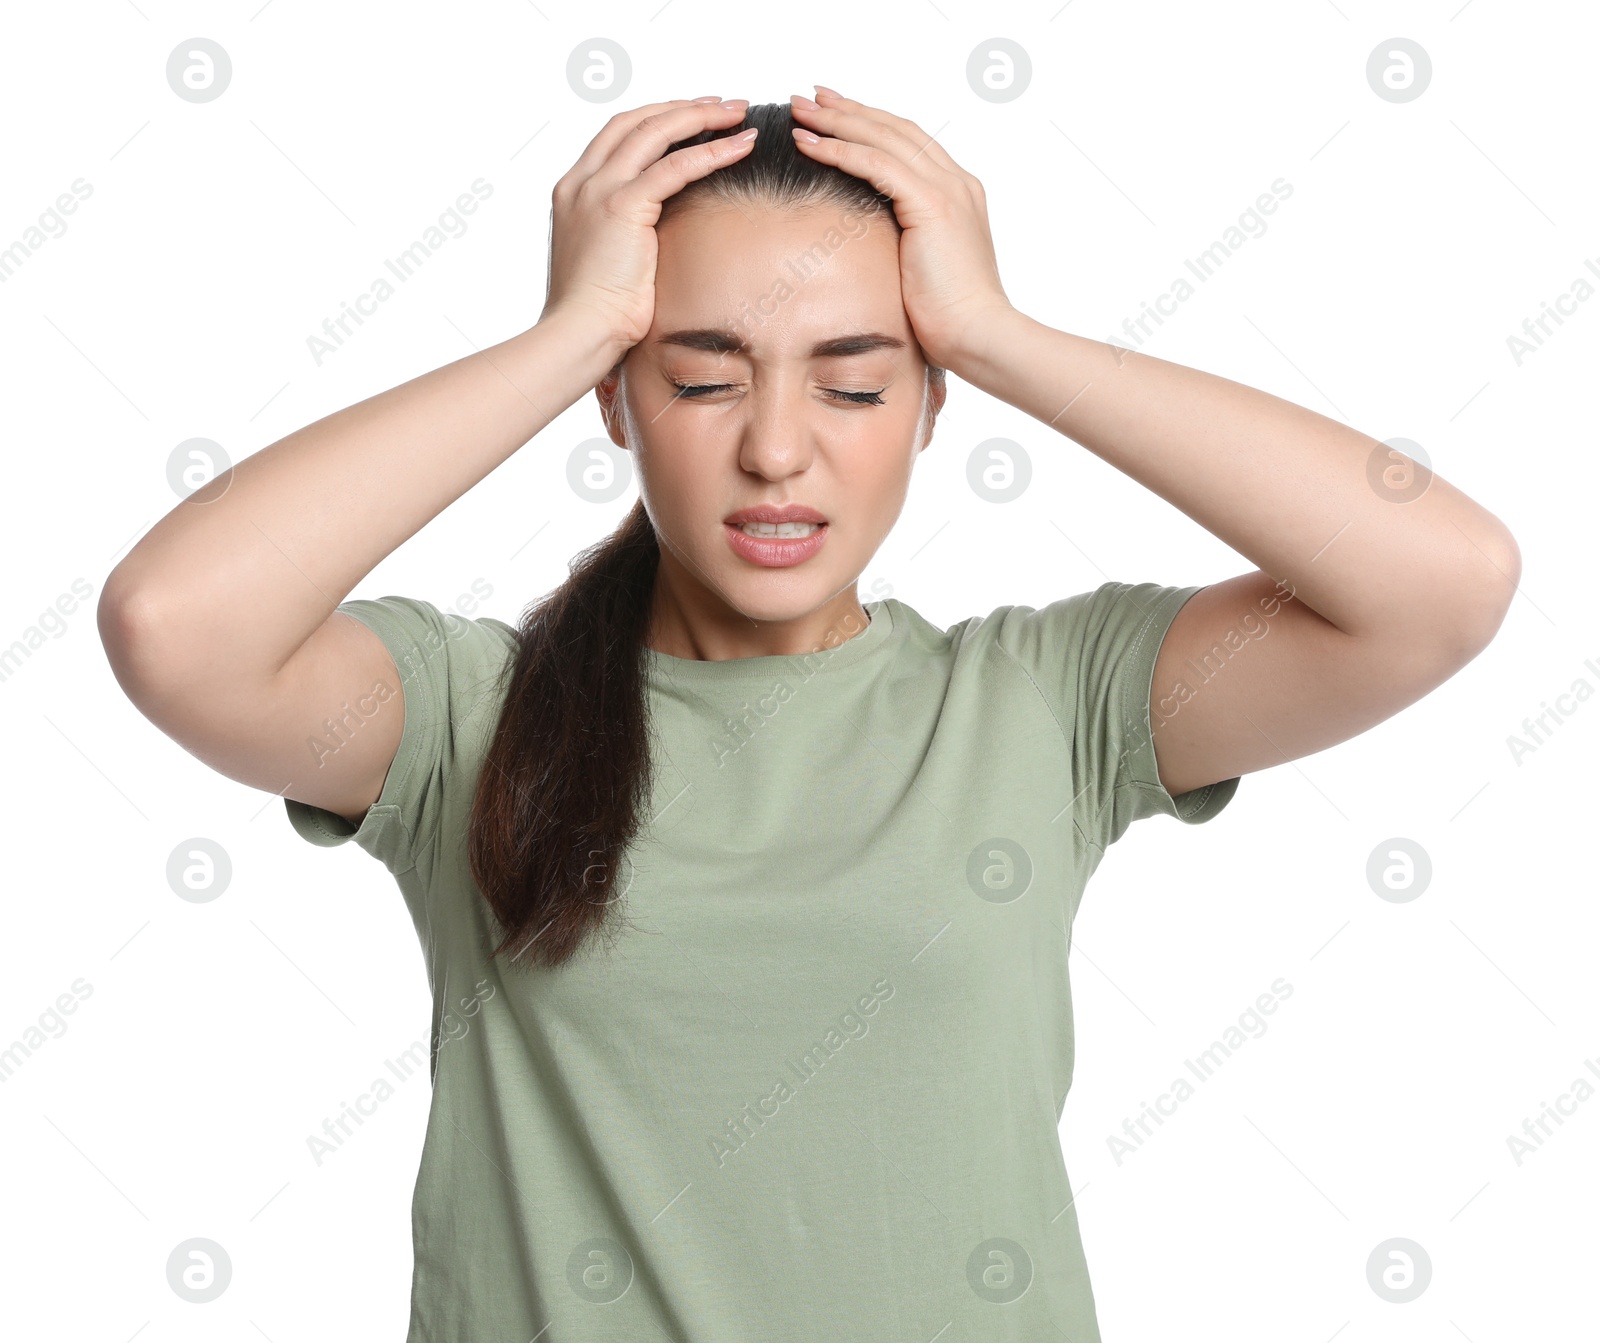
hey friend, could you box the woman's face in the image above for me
[595,198,944,659]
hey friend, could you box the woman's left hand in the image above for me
[789,87,1016,376]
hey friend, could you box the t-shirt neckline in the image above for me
[644,599,894,685]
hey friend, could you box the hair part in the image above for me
[658,99,895,224]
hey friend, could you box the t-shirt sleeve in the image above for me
[282,595,517,878]
[993,580,1240,851]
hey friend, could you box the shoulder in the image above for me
[956,582,1204,665]
[891,582,1140,665]
[333,594,519,719]
[889,581,1206,722]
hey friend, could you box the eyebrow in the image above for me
[653,329,908,359]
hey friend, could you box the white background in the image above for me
[1,1,1593,1339]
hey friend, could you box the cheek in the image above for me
[842,442,917,523]
[634,439,725,522]
[856,408,925,471]
[623,402,698,474]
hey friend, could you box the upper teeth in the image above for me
[741,522,819,537]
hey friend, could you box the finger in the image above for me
[628,124,760,206]
[565,99,711,181]
[790,127,940,222]
[789,98,931,173]
[562,98,737,186]
[597,100,752,185]
[790,102,958,184]
[797,90,963,177]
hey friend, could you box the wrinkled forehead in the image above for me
[650,201,909,357]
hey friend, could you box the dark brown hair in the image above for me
[468,101,943,969]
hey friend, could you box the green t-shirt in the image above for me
[286,581,1238,1341]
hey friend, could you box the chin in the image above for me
[719,569,846,624]
[722,586,829,625]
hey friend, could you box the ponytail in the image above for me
[468,498,659,969]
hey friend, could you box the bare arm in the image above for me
[954,313,1520,796]
[98,311,623,824]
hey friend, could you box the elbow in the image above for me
[1452,523,1521,659]
[98,566,151,658]
[98,570,181,702]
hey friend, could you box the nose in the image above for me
[736,376,817,481]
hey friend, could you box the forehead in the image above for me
[651,201,907,354]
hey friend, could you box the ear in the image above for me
[917,368,948,452]
[594,360,627,449]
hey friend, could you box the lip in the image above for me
[723,519,829,568]
[723,504,828,526]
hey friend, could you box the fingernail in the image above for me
[692,95,722,103]
[791,93,820,110]
[719,98,749,109]
[814,84,842,99]
[793,128,821,144]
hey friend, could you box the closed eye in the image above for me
[670,382,885,406]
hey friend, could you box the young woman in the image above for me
[99,90,1518,1341]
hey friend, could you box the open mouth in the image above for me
[722,520,830,567]
[732,521,824,539]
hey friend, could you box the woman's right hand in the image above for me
[539,97,756,356]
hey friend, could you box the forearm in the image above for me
[954,311,1519,643]
[102,311,622,684]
